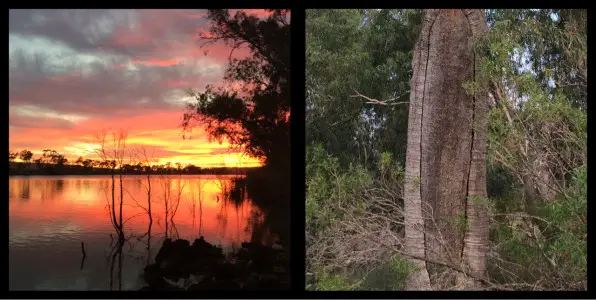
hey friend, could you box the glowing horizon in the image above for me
[9,9,276,168]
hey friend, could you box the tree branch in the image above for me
[351,90,409,106]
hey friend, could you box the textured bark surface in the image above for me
[458,9,489,290]
[420,9,474,270]
[404,9,488,290]
[403,9,438,291]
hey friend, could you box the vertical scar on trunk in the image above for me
[461,9,476,261]
[420,14,438,262]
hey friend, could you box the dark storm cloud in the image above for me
[9,9,223,123]
[9,50,220,118]
[9,9,120,54]
[10,114,76,130]
[9,9,207,59]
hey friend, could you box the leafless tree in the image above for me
[94,128,129,238]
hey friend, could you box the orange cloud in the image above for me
[240,9,276,18]
[9,111,263,168]
[130,59,182,67]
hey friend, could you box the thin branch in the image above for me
[351,90,409,106]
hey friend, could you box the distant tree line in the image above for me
[8,148,254,176]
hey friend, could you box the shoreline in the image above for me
[9,164,262,177]
[8,173,248,177]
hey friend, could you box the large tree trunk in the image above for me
[404,9,488,290]
[403,9,435,291]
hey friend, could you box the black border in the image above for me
[290,6,307,294]
[5,5,595,299]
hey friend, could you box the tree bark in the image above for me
[404,9,488,290]
[458,9,490,290]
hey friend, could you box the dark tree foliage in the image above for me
[19,150,33,162]
[9,151,18,162]
[306,9,421,169]
[183,9,290,170]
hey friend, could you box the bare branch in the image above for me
[350,90,409,106]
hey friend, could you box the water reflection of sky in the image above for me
[9,175,264,290]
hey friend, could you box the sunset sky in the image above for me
[9,9,276,168]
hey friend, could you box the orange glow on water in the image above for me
[9,175,263,246]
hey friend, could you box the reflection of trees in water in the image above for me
[96,171,289,290]
[158,175,184,240]
[19,180,30,201]
[104,209,127,292]
[9,178,65,202]
[18,179,65,204]
[99,181,124,237]
[246,210,266,244]
[146,221,152,266]
[228,177,249,243]
[96,168,138,282]
[108,238,123,291]
[216,196,229,240]
[40,179,65,201]
[214,174,232,198]
[244,210,278,246]
[215,174,235,240]
[187,179,206,238]
[106,233,145,291]
[239,169,290,249]
[96,172,288,288]
[186,177,249,241]
[106,222,159,291]
[55,179,64,191]
[214,170,291,249]
[229,177,248,209]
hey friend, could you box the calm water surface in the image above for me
[9,175,277,290]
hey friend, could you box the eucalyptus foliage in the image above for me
[306,9,586,290]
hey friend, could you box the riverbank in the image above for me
[9,162,260,176]
[140,237,290,290]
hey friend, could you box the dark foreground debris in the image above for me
[141,237,289,290]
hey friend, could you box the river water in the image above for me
[9,174,281,290]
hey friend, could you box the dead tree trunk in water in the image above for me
[404,9,489,290]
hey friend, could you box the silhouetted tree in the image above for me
[183,9,290,170]
[19,150,33,163]
[51,153,67,166]
[57,157,67,166]
[185,164,202,174]
[136,146,156,228]
[9,151,18,162]
[94,129,129,237]
[82,159,94,168]
[121,164,132,173]
[42,149,56,164]
[41,149,67,166]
